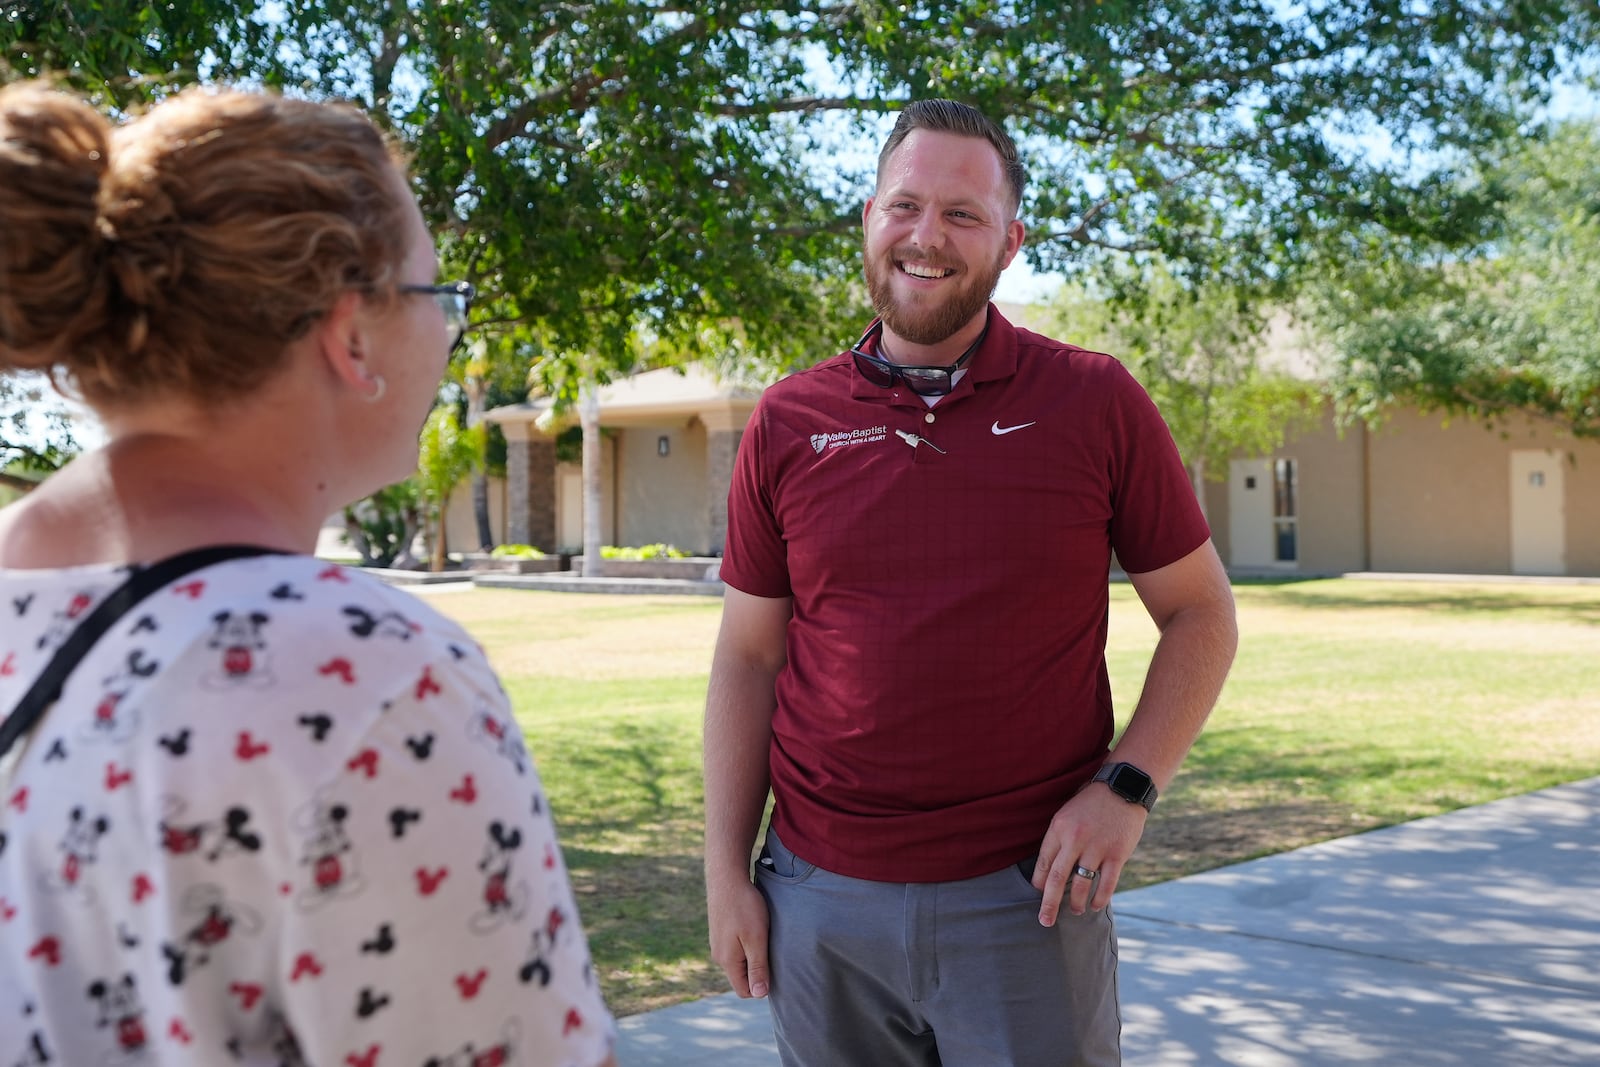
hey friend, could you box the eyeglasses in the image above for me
[399,281,475,354]
[848,319,987,397]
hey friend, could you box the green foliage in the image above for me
[0,461,39,503]
[1307,120,1600,437]
[8,1,1596,388]
[1046,266,1320,491]
[0,1,261,107]
[416,406,482,510]
[489,543,545,559]
[415,405,483,570]
[552,425,585,466]
[600,543,689,560]
[0,376,79,486]
[448,335,532,476]
[340,480,421,568]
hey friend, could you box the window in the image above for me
[1273,458,1298,563]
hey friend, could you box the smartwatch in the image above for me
[1093,762,1158,811]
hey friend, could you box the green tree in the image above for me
[1308,120,1600,438]
[0,375,78,492]
[6,1,1596,384]
[341,479,422,569]
[1047,268,1319,515]
[415,405,483,572]
[448,336,533,551]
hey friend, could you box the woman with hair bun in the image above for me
[0,82,616,1066]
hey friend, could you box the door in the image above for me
[1229,458,1299,568]
[557,466,583,552]
[1229,458,1275,568]
[1510,450,1565,576]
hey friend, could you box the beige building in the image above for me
[1208,406,1600,578]
[471,343,1598,578]
[477,366,760,556]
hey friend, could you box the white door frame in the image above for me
[1510,449,1566,576]
[1229,458,1276,568]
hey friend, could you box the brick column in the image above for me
[700,409,746,555]
[503,421,558,552]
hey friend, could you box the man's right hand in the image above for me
[703,587,790,1000]
[708,877,771,998]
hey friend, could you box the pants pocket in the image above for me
[755,828,818,884]
[1011,855,1043,896]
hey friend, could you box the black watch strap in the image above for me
[1092,761,1158,811]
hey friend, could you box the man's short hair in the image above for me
[876,99,1025,217]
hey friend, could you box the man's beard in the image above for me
[864,239,1007,349]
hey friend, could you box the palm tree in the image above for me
[459,339,495,552]
[415,406,483,572]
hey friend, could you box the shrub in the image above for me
[490,544,546,559]
[343,481,423,568]
[600,543,689,560]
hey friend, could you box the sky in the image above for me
[993,71,1600,308]
[993,255,1057,305]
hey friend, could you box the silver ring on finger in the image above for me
[1072,864,1099,880]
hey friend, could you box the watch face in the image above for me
[1110,764,1153,799]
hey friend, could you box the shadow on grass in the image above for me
[563,845,722,1017]
[1142,723,1589,887]
[1229,575,1338,587]
[1242,584,1600,622]
[545,711,1594,1016]
[1125,797,1380,888]
[540,716,702,839]
[532,714,715,1016]
[1184,717,1582,783]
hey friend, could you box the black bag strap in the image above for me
[0,544,285,760]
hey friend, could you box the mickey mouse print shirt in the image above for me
[0,553,615,1067]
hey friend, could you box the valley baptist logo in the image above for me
[811,425,888,454]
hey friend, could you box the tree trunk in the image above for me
[471,473,493,551]
[431,500,450,572]
[580,378,604,578]
[392,504,423,570]
[0,470,39,494]
[464,361,494,551]
[342,507,377,566]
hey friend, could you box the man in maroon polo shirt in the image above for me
[704,99,1239,1067]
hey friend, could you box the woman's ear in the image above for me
[314,290,381,396]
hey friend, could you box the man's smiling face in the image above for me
[862,128,1025,351]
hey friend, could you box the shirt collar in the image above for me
[846,303,1019,404]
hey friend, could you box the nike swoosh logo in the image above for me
[991,421,1036,436]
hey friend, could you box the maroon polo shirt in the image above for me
[720,305,1210,882]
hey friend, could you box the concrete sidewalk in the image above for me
[615,776,1600,1065]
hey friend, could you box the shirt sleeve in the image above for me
[274,650,615,1067]
[718,400,794,599]
[1102,361,1213,573]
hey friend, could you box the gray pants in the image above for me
[757,829,1121,1067]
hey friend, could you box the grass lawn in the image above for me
[427,579,1600,1017]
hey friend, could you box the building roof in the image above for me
[483,364,763,431]
[483,302,1139,433]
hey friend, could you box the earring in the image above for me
[364,374,387,404]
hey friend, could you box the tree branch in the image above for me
[484,15,716,150]
[369,0,410,117]
[0,470,39,493]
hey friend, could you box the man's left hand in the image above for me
[1030,786,1147,926]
